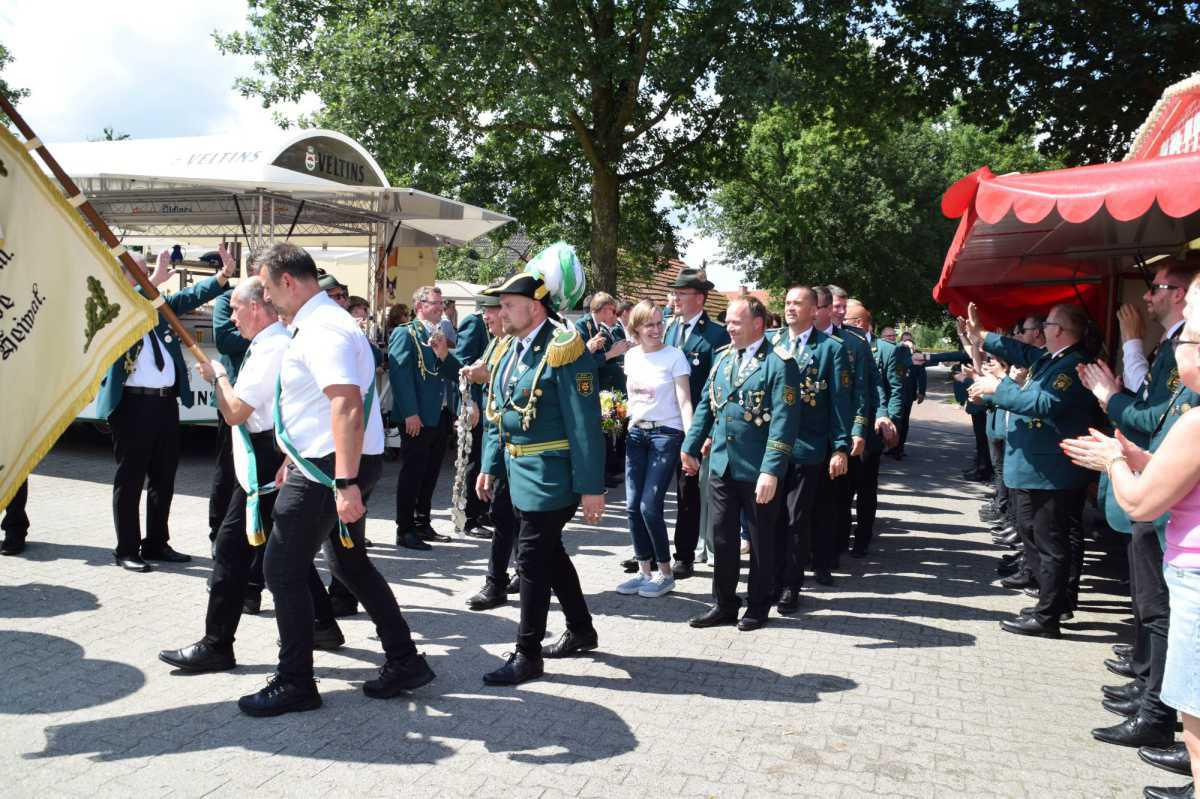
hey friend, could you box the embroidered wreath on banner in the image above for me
[83,276,120,352]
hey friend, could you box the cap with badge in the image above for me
[316,268,346,292]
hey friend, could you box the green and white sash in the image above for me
[232,425,276,546]
[273,376,377,549]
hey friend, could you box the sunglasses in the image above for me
[1169,339,1200,350]
[1150,283,1185,294]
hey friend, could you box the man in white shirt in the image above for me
[158,277,344,673]
[238,244,433,718]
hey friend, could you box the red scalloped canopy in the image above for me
[933,152,1200,329]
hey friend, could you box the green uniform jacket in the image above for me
[768,328,852,464]
[452,312,490,412]
[388,319,463,427]
[835,325,874,443]
[208,289,249,408]
[983,333,1094,491]
[683,341,802,481]
[481,323,605,512]
[664,311,731,406]
[575,314,625,393]
[95,276,226,420]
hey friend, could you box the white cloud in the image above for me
[679,229,748,291]
[0,0,315,143]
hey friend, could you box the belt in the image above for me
[506,439,569,457]
[125,386,176,398]
[631,420,680,431]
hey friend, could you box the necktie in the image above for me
[506,341,525,389]
[148,329,166,371]
[736,348,746,374]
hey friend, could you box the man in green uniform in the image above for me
[477,274,606,685]
[388,285,462,550]
[769,286,851,612]
[965,301,1097,639]
[682,296,802,631]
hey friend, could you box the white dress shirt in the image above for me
[277,291,385,468]
[787,326,813,353]
[124,330,175,389]
[1122,318,1183,393]
[503,319,549,386]
[233,321,290,434]
[737,337,765,373]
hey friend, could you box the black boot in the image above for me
[237,674,321,717]
[363,652,435,698]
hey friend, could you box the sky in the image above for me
[0,0,748,290]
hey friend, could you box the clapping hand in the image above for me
[1077,361,1121,407]
[1060,428,1144,473]
[1117,304,1145,343]
[967,374,999,401]
[586,332,606,353]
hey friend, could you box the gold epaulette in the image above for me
[714,343,732,353]
[488,335,513,369]
[773,344,793,361]
[546,327,584,368]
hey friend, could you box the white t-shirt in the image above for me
[276,291,385,469]
[233,321,290,434]
[623,344,691,430]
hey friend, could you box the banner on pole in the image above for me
[0,124,156,510]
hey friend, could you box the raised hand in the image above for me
[1117,304,1145,343]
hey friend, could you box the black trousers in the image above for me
[204,432,333,648]
[485,476,519,588]
[2,479,29,541]
[110,393,179,556]
[970,412,992,475]
[897,397,914,451]
[849,450,883,551]
[710,468,783,615]
[776,462,822,590]
[208,415,237,541]
[267,454,417,682]
[1128,521,1175,725]
[673,466,702,565]
[831,463,853,555]
[464,420,488,527]
[514,501,593,658]
[988,439,1009,516]
[395,409,451,532]
[1020,486,1085,624]
[1011,488,1043,583]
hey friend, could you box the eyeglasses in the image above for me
[1150,283,1185,294]
[328,291,348,301]
[1021,325,1043,332]
[1042,321,1064,331]
[1169,339,1200,350]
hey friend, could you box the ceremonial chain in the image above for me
[408,323,440,379]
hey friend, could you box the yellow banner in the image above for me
[0,124,156,510]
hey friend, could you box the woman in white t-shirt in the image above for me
[616,300,693,598]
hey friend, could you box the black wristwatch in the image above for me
[334,477,359,489]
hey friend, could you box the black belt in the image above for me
[124,386,176,398]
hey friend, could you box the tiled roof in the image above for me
[619,259,729,317]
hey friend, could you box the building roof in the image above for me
[722,288,775,309]
[619,259,729,317]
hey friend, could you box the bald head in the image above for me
[844,299,871,332]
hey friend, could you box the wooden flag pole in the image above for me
[0,95,212,364]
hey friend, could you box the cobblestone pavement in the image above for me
[1,375,1150,798]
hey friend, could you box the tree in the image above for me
[874,1,1200,164]
[703,107,1060,325]
[217,1,877,294]
[100,127,130,141]
[0,43,29,106]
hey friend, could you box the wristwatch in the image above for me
[334,477,359,489]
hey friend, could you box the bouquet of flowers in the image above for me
[599,390,628,437]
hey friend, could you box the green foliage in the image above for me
[704,107,1061,325]
[873,1,1200,164]
[436,243,521,287]
[0,43,29,106]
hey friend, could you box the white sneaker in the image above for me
[617,574,649,595]
[638,574,676,598]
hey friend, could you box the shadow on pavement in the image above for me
[0,583,100,618]
[0,631,144,714]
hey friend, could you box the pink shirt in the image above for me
[1165,480,1200,569]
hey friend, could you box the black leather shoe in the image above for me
[1143,783,1194,799]
[849,545,868,559]
[329,594,359,617]
[466,582,507,611]
[0,537,25,556]
[1022,587,1041,598]
[363,652,435,697]
[1000,572,1035,589]
[113,551,151,572]
[415,523,451,543]
[737,613,767,631]
[1104,681,1145,701]
[1019,606,1073,622]
[313,621,345,651]
[777,588,800,615]
[238,674,322,717]
[997,530,1019,547]
[1092,715,1175,748]
[1113,643,1134,659]
[243,592,262,615]
[463,524,493,540]
[483,652,544,686]
[996,559,1022,577]
[814,570,834,586]
[397,529,433,550]
[1102,696,1142,717]
[542,628,598,658]
[1106,657,1136,679]
[506,574,521,594]
[672,561,694,580]
[1140,743,1193,777]
[1000,615,1060,638]
[620,558,639,573]
[159,641,235,673]
[141,544,191,563]
[689,606,739,628]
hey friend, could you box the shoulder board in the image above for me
[773,344,793,361]
[546,326,584,368]
[487,335,512,368]
[715,343,732,353]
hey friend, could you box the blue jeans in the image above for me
[625,425,684,563]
